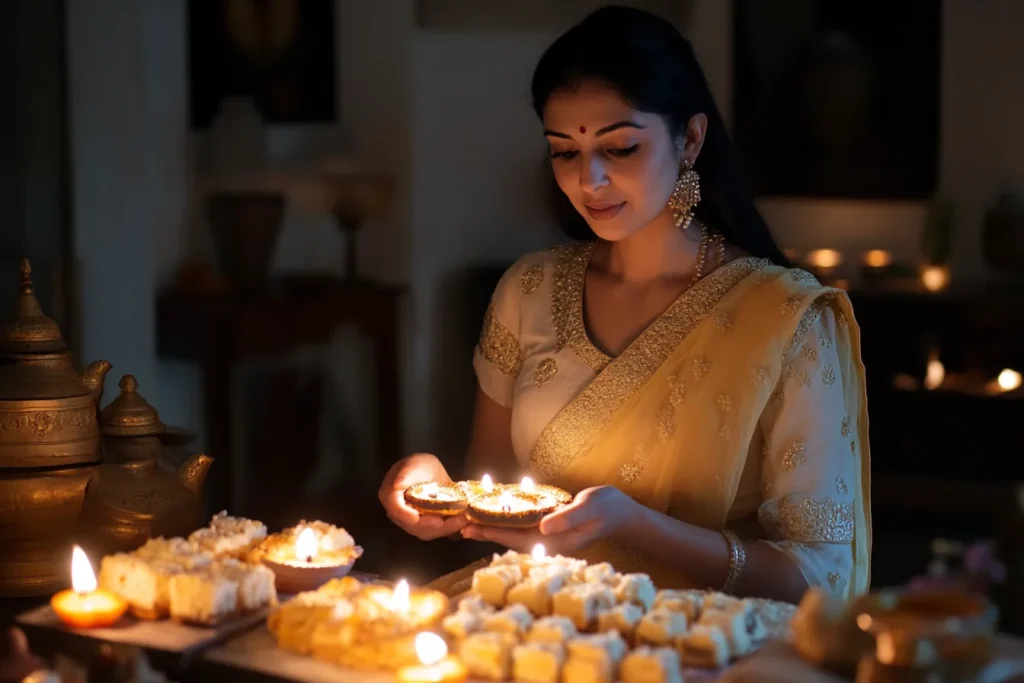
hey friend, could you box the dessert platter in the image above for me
[16,511,364,667]
[404,476,573,528]
[200,545,797,683]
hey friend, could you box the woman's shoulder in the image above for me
[491,241,592,300]
[728,261,855,356]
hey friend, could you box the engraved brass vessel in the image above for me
[0,259,110,467]
[78,374,213,557]
[0,260,213,596]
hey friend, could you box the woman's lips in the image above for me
[585,202,625,220]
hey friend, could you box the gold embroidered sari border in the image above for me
[531,256,772,479]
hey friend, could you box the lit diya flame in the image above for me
[71,545,97,594]
[51,545,127,628]
[921,265,950,292]
[998,369,1022,392]
[924,352,945,391]
[295,527,318,563]
[390,579,410,612]
[532,544,546,561]
[520,476,536,494]
[416,632,447,666]
[863,249,893,269]
[397,631,468,683]
[481,474,494,493]
[807,248,842,270]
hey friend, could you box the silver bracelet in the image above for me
[720,529,746,594]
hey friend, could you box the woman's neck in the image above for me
[596,214,703,283]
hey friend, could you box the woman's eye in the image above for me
[550,150,579,160]
[607,144,639,158]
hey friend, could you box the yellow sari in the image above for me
[438,243,870,600]
[530,254,870,595]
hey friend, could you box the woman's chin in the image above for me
[587,220,642,242]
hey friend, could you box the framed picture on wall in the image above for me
[732,0,941,200]
[187,0,337,127]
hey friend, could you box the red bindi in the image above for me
[579,126,587,134]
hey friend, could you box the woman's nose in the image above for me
[579,154,609,194]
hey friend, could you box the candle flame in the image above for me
[295,527,318,561]
[415,631,448,666]
[924,352,945,390]
[531,544,546,561]
[863,249,892,268]
[807,249,842,269]
[520,476,536,493]
[481,474,493,492]
[997,369,1022,392]
[71,545,97,593]
[390,579,410,612]
[921,265,949,292]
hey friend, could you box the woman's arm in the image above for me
[464,386,519,482]
[615,504,809,603]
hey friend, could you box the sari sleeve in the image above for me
[472,262,524,408]
[756,303,861,599]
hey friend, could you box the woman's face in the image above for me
[543,80,683,242]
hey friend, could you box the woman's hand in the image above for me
[461,486,640,554]
[378,453,468,541]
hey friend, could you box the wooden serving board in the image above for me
[17,605,269,673]
[197,625,727,683]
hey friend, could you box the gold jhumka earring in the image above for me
[668,161,701,230]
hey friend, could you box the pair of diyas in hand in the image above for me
[404,476,572,528]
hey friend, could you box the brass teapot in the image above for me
[78,374,214,557]
[0,259,111,467]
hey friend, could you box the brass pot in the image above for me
[79,374,214,558]
[0,467,92,596]
[0,259,110,467]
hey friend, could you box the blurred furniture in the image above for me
[156,284,405,513]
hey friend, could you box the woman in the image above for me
[379,6,869,604]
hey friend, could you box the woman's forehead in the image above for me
[543,82,660,132]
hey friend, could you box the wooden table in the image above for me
[157,284,405,512]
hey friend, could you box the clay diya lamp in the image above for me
[466,488,563,528]
[404,482,468,517]
[261,525,364,593]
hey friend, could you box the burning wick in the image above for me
[390,579,410,612]
[481,474,494,493]
[532,544,546,561]
[71,545,96,597]
[520,476,536,494]
[295,527,318,564]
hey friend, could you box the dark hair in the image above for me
[531,5,788,264]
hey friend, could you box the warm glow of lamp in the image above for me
[71,545,96,593]
[520,476,536,494]
[295,527,318,563]
[997,369,1022,392]
[807,249,843,269]
[921,265,950,292]
[50,546,127,628]
[924,352,945,391]
[532,544,546,562]
[481,474,494,493]
[390,579,410,612]
[396,632,468,683]
[863,249,893,269]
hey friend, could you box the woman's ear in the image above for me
[678,113,708,166]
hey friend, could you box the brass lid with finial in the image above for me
[100,374,167,437]
[0,258,67,354]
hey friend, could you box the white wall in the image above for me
[65,0,1024,465]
